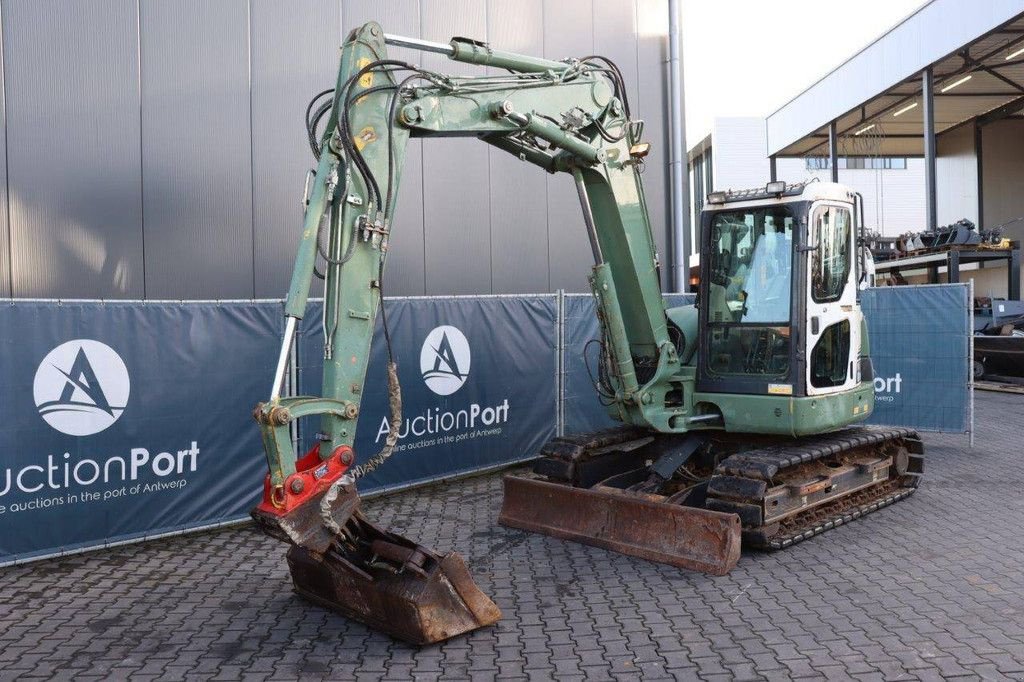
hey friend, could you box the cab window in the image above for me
[811,207,851,302]
[704,206,795,378]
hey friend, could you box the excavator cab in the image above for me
[698,182,868,410]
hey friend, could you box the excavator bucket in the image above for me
[252,477,500,645]
[499,475,742,576]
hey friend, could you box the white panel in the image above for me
[936,124,979,226]
[775,157,928,237]
[767,0,1024,155]
[982,118,1024,244]
[709,117,770,191]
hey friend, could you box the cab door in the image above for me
[805,202,860,396]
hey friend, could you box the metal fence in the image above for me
[0,284,971,565]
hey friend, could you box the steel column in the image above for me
[947,250,960,284]
[828,121,839,183]
[667,0,690,292]
[975,121,984,228]
[1010,246,1021,300]
[923,67,938,232]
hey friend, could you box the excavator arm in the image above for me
[267,22,673,469]
[250,21,690,645]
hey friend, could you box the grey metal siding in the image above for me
[4,0,144,298]
[250,0,340,297]
[545,0,596,293]
[0,0,671,299]
[420,0,492,295]
[0,6,8,299]
[140,0,254,299]
[595,0,640,112]
[488,0,550,294]
[982,119,1024,234]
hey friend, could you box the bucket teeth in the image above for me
[252,482,500,645]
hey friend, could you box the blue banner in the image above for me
[0,287,966,564]
[298,296,558,494]
[862,285,970,433]
[563,294,696,434]
[563,286,970,435]
[0,301,279,563]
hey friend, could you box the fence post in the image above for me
[556,289,565,437]
[968,280,974,448]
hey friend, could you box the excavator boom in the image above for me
[250,21,692,644]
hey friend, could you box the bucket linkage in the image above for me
[251,440,500,646]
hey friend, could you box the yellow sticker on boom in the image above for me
[354,126,377,151]
[357,57,373,88]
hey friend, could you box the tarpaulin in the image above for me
[0,301,279,563]
[563,286,971,435]
[862,284,971,433]
[298,296,558,494]
[0,286,967,564]
[563,293,696,434]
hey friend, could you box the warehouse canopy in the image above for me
[766,0,1024,157]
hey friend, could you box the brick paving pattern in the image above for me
[1,391,1023,680]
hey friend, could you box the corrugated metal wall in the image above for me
[710,117,771,191]
[776,157,928,237]
[0,0,671,299]
[936,125,979,227]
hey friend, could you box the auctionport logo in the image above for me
[420,325,471,396]
[33,340,130,437]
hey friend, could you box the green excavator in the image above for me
[250,22,924,645]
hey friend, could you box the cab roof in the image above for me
[705,181,856,212]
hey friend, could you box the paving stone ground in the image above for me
[2,391,1023,681]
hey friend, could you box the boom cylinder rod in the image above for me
[383,33,454,56]
[573,170,605,264]
[384,33,568,73]
[270,316,297,400]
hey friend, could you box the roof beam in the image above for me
[960,50,1024,94]
[800,28,1024,155]
[978,94,1024,125]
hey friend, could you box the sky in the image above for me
[681,0,926,143]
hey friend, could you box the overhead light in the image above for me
[854,124,876,136]
[765,180,787,194]
[940,74,972,92]
[1007,45,1024,60]
[893,102,918,117]
[707,191,727,204]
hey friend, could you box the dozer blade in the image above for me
[252,480,500,645]
[498,475,741,576]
